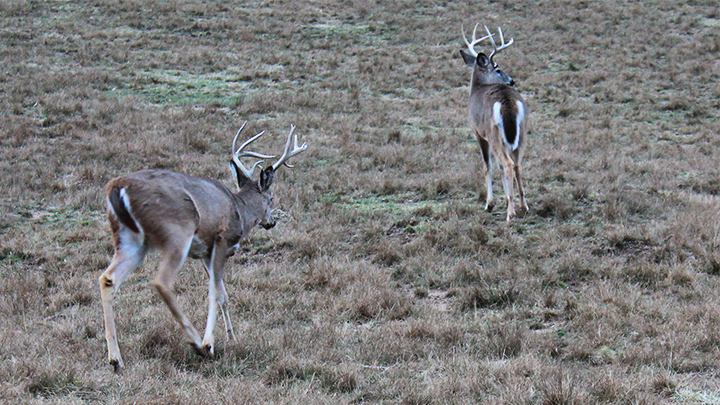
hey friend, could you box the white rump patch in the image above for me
[117,227,145,258]
[513,100,524,151]
[493,102,504,132]
[112,189,145,257]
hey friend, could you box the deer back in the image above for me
[106,169,244,253]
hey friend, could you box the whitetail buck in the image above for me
[98,122,307,372]
[460,24,529,221]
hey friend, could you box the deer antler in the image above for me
[461,23,493,58]
[271,125,308,171]
[484,25,514,66]
[232,121,275,179]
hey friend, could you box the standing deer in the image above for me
[460,24,529,221]
[98,122,307,372]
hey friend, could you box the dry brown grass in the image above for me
[1,0,720,403]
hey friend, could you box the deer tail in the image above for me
[493,100,523,151]
[107,186,141,234]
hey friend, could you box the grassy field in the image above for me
[1,0,720,403]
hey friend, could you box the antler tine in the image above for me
[231,120,248,152]
[484,25,496,51]
[495,26,514,51]
[271,124,308,171]
[462,22,493,58]
[485,25,514,64]
[231,121,275,179]
[461,23,476,57]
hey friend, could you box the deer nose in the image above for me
[261,221,276,230]
[509,79,516,86]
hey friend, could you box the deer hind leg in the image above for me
[477,136,494,212]
[152,233,206,357]
[99,228,147,372]
[512,151,529,217]
[218,280,236,341]
[200,236,228,357]
[498,152,517,222]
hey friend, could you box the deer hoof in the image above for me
[109,358,124,374]
[485,203,494,213]
[516,205,529,218]
[506,211,516,222]
[190,343,212,358]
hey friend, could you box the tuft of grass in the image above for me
[458,285,520,312]
[652,374,677,397]
[264,357,357,393]
[622,265,668,288]
[540,370,583,405]
[351,288,412,322]
[536,195,575,220]
[486,321,525,359]
[26,369,97,400]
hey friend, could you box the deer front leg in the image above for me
[98,243,146,372]
[477,136,494,212]
[153,237,206,357]
[200,236,228,357]
[201,271,236,346]
[202,265,218,357]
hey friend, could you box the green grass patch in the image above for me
[111,68,258,106]
[322,192,454,216]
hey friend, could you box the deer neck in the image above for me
[469,76,496,107]
[233,189,263,236]
[470,69,498,90]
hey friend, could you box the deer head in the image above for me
[460,24,515,86]
[230,122,307,230]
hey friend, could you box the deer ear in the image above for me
[459,50,476,68]
[476,53,490,68]
[259,166,274,192]
[230,161,253,189]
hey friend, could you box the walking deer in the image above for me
[99,122,307,372]
[460,24,529,221]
